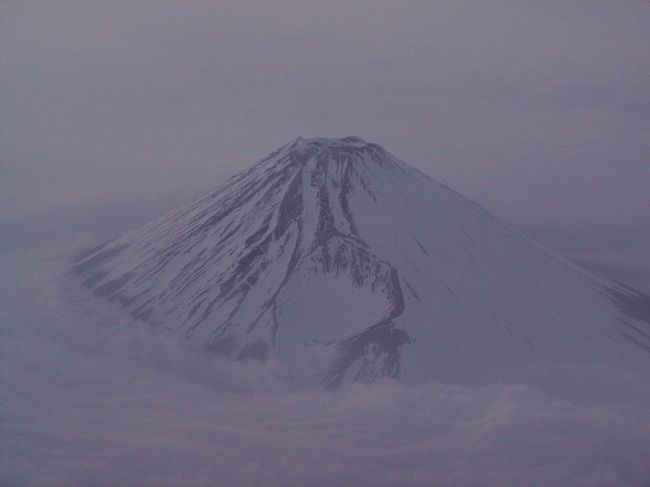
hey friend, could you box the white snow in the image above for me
[70,137,650,387]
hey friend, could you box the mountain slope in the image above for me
[73,137,650,386]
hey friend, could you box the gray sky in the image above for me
[2,0,649,291]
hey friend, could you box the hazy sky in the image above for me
[2,0,649,291]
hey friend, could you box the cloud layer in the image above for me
[2,235,650,486]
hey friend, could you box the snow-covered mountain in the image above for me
[73,136,650,387]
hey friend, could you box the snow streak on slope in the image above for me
[73,137,650,386]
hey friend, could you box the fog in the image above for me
[2,1,650,485]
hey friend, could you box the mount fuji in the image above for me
[73,136,650,387]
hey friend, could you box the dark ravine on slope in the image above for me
[73,137,650,387]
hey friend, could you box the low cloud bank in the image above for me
[2,241,650,487]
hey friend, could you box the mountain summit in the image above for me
[73,137,650,386]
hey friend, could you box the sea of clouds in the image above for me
[2,210,650,487]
